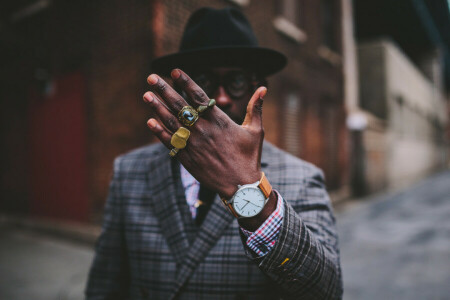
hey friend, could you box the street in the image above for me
[0,226,93,300]
[0,170,449,299]
[338,170,450,299]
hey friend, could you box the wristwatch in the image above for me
[221,172,272,218]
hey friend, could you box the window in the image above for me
[273,0,307,44]
[281,0,303,28]
[226,0,250,7]
[318,0,341,65]
[321,0,337,52]
[284,93,301,156]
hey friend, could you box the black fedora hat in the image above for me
[151,7,287,77]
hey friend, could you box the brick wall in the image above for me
[0,1,93,215]
[1,0,348,222]
[154,0,348,190]
[87,0,157,220]
[86,0,348,218]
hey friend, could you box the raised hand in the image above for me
[143,69,267,200]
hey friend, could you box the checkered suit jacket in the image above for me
[85,142,343,299]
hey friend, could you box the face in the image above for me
[190,67,259,124]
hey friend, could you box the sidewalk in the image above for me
[0,214,101,246]
[0,224,94,300]
[1,170,449,299]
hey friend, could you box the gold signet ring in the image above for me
[171,127,190,149]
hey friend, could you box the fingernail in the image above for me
[147,119,157,128]
[148,74,158,85]
[260,87,267,99]
[143,92,153,103]
[171,69,181,79]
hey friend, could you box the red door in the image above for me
[28,71,89,222]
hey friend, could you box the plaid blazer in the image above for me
[85,142,343,300]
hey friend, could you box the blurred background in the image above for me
[0,0,449,299]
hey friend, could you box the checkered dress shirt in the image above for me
[180,165,283,256]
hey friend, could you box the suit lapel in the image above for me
[169,194,234,299]
[169,145,273,299]
[147,148,190,266]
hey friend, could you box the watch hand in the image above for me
[243,199,262,208]
[240,201,250,210]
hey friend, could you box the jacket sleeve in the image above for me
[85,157,130,300]
[243,169,343,299]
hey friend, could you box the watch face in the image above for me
[232,186,266,217]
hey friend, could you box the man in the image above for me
[86,7,343,300]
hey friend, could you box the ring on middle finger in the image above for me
[178,106,199,127]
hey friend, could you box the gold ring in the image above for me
[178,106,199,126]
[169,127,191,157]
[169,148,179,157]
[197,99,216,114]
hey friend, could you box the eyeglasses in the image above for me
[191,71,259,99]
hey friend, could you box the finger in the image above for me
[242,86,267,129]
[147,74,189,113]
[147,118,172,148]
[143,92,181,133]
[171,69,210,107]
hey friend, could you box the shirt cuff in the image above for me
[240,190,285,256]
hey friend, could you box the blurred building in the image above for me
[346,0,450,195]
[0,0,448,223]
[0,0,348,223]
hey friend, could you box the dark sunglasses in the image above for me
[191,71,260,99]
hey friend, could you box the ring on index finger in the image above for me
[178,106,199,127]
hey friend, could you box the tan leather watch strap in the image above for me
[258,172,272,198]
[221,199,239,218]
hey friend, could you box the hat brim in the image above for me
[151,46,287,77]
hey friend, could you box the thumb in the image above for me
[242,86,267,129]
